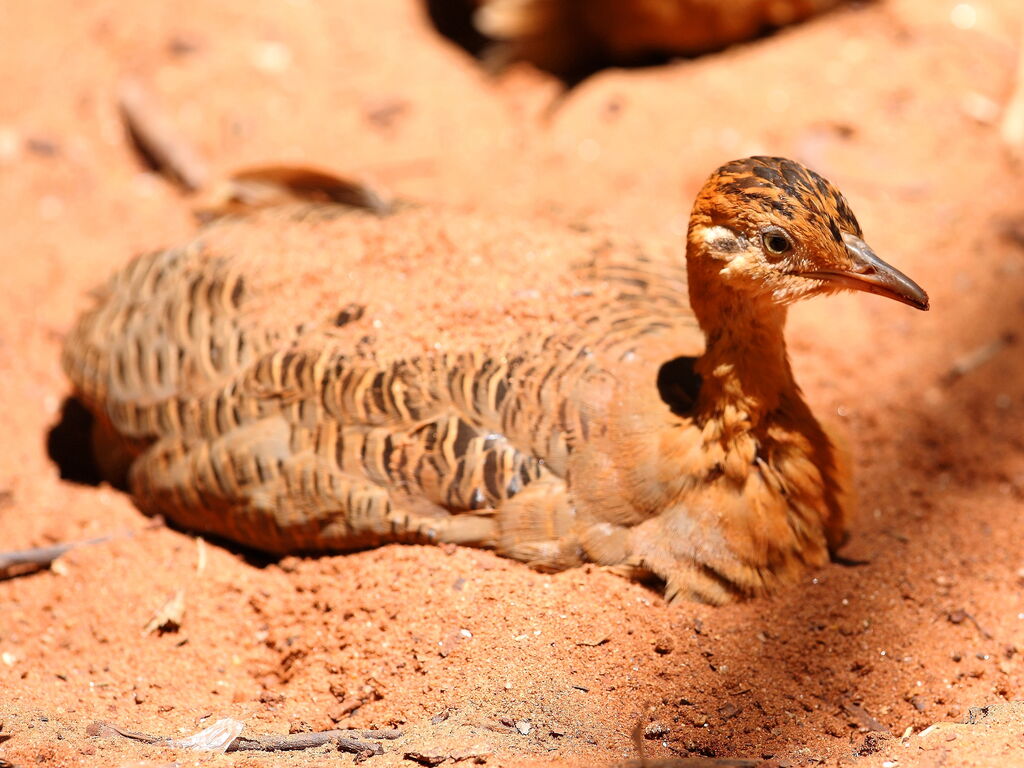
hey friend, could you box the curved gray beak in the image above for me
[801,233,929,310]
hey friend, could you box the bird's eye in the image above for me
[762,228,793,256]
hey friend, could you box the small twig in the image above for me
[342,729,402,741]
[947,608,994,640]
[86,721,159,744]
[195,536,207,575]
[0,536,112,579]
[883,529,910,544]
[87,720,400,755]
[840,700,889,734]
[230,728,402,754]
[118,77,208,192]
[229,731,383,755]
[941,333,1016,385]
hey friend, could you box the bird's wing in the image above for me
[62,202,703,555]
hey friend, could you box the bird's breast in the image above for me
[569,389,841,571]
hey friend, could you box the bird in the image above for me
[468,0,848,79]
[62,156,928,604]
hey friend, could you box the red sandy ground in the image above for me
[2,0,1024,766]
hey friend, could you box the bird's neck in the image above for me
[688,270,796,427]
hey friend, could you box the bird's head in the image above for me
[686,156,928,311]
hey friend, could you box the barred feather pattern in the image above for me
[63,204,696,568]
[64,157,884,603]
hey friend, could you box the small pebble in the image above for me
[0,127,19,163]
[643,722,669,739]
[950,3,976,29]
[26,137,59,156]
[961,92,999,125]
[252,41,292,73]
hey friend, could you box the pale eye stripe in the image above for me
[702,225,745,253]
[702,225,734,242]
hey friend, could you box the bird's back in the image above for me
[63,203,702,555]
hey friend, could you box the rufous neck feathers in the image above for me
[686,256,796,427]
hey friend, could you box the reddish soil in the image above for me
[3,0,1024,766]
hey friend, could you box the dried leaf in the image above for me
[196,165,392,220]
[143,588,186,634]
[118,78,208,192]
[167,718,244,752]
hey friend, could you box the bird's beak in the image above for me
[801,233,929,310]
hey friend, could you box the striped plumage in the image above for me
[63,157,927,603]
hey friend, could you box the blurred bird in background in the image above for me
[432,0,849,79]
